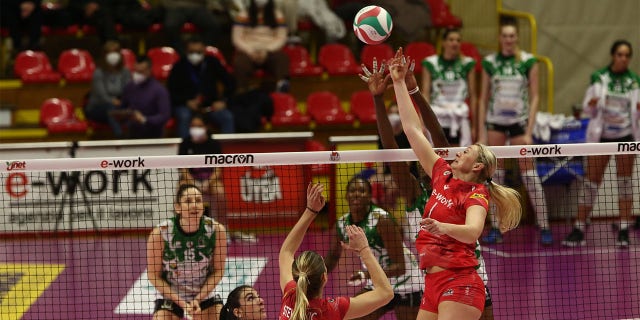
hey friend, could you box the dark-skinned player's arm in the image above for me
[359,59,421,205]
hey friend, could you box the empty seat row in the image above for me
[14,48,137,83]
[270,90,377,127]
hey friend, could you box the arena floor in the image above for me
[1,223,639,320]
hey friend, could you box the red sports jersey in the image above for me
[279,280,350,320]
[416,158,489,270]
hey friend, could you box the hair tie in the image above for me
[298,271,307,278]
[486,177,493,184]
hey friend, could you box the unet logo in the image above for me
[6,161,26,171]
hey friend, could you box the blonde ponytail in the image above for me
[474,143,523,233]
[291,251,326,320]
[291,273,310,320]
[487,182,522,232]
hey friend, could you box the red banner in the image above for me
[223,165,307,228]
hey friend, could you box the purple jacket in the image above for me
[121,77,171,138]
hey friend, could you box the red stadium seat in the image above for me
[318,43,360,76]
[426,0,463,29]
[270,92,311,126]
[40,98,88,134]
[360,44,394,69]
[147,47,179,80]
[13,50,61,83]
[405,41,436,74]
[461,42,483,72]
[58,49,96,82]
[282,44,323,76]
[205,46,232,72]
[350,90,376,124]
[306,91,355,125]
[120,48,137,71]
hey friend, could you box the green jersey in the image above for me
[585,67,640,139]
[483,51,537,125]
[157,215,218,301]
[337,206,423,294]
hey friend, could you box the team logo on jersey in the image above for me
[443,171,451,176]
[444,185,450,190]
[469,193,488,205]
[442,289,454,297]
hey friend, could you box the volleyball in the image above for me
[353,5,393,45]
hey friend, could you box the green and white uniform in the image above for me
[482,51,537,125]
[337,206,423,295]
[404,183,430,243]
[423,55,475,146]
[156,215,219,301]
[583,67,640,141]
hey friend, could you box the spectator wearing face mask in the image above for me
[168,37,237,138]
[84,40,131,138]
[178,115,227,221]
[120,56,171,139]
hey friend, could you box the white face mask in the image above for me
[105,52,121,66]
[254,0,268,7]
[387,113,403,135]
[189,127,207,140]
[132,72,147,85]
[187,52,204,65]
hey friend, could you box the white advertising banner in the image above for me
[1,168,177,233]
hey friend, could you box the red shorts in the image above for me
[420,267,485,313]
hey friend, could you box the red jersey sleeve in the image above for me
[464,186,490,211]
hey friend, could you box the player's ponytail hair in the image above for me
[291,251,326,320]
[474,144,522,233]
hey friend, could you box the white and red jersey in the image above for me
[279,280,350,320]
[416,158,489,270]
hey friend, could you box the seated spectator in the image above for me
[231,0,290,93]
[0,0,43,52]
[178,115,226,224]
[167,37,236,137]
[67,0,117,43]
[161,0,221,53]
[120,56,171,138]
[109,0,163,30]
[220,285,266,320]
[84,40,131,138]
[278,0,346,43]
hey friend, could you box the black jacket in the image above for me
[167,55,236,109]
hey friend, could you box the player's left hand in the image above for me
[420,218,444,235]
[359,58,391,97]
[403,58,418,91]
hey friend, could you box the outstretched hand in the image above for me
[306,183,326,213]
[341,225,369,253]
[359,58,391,96]
[388,48,410,83]
[403,58,418,91]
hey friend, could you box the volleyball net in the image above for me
[1,142,639,319]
